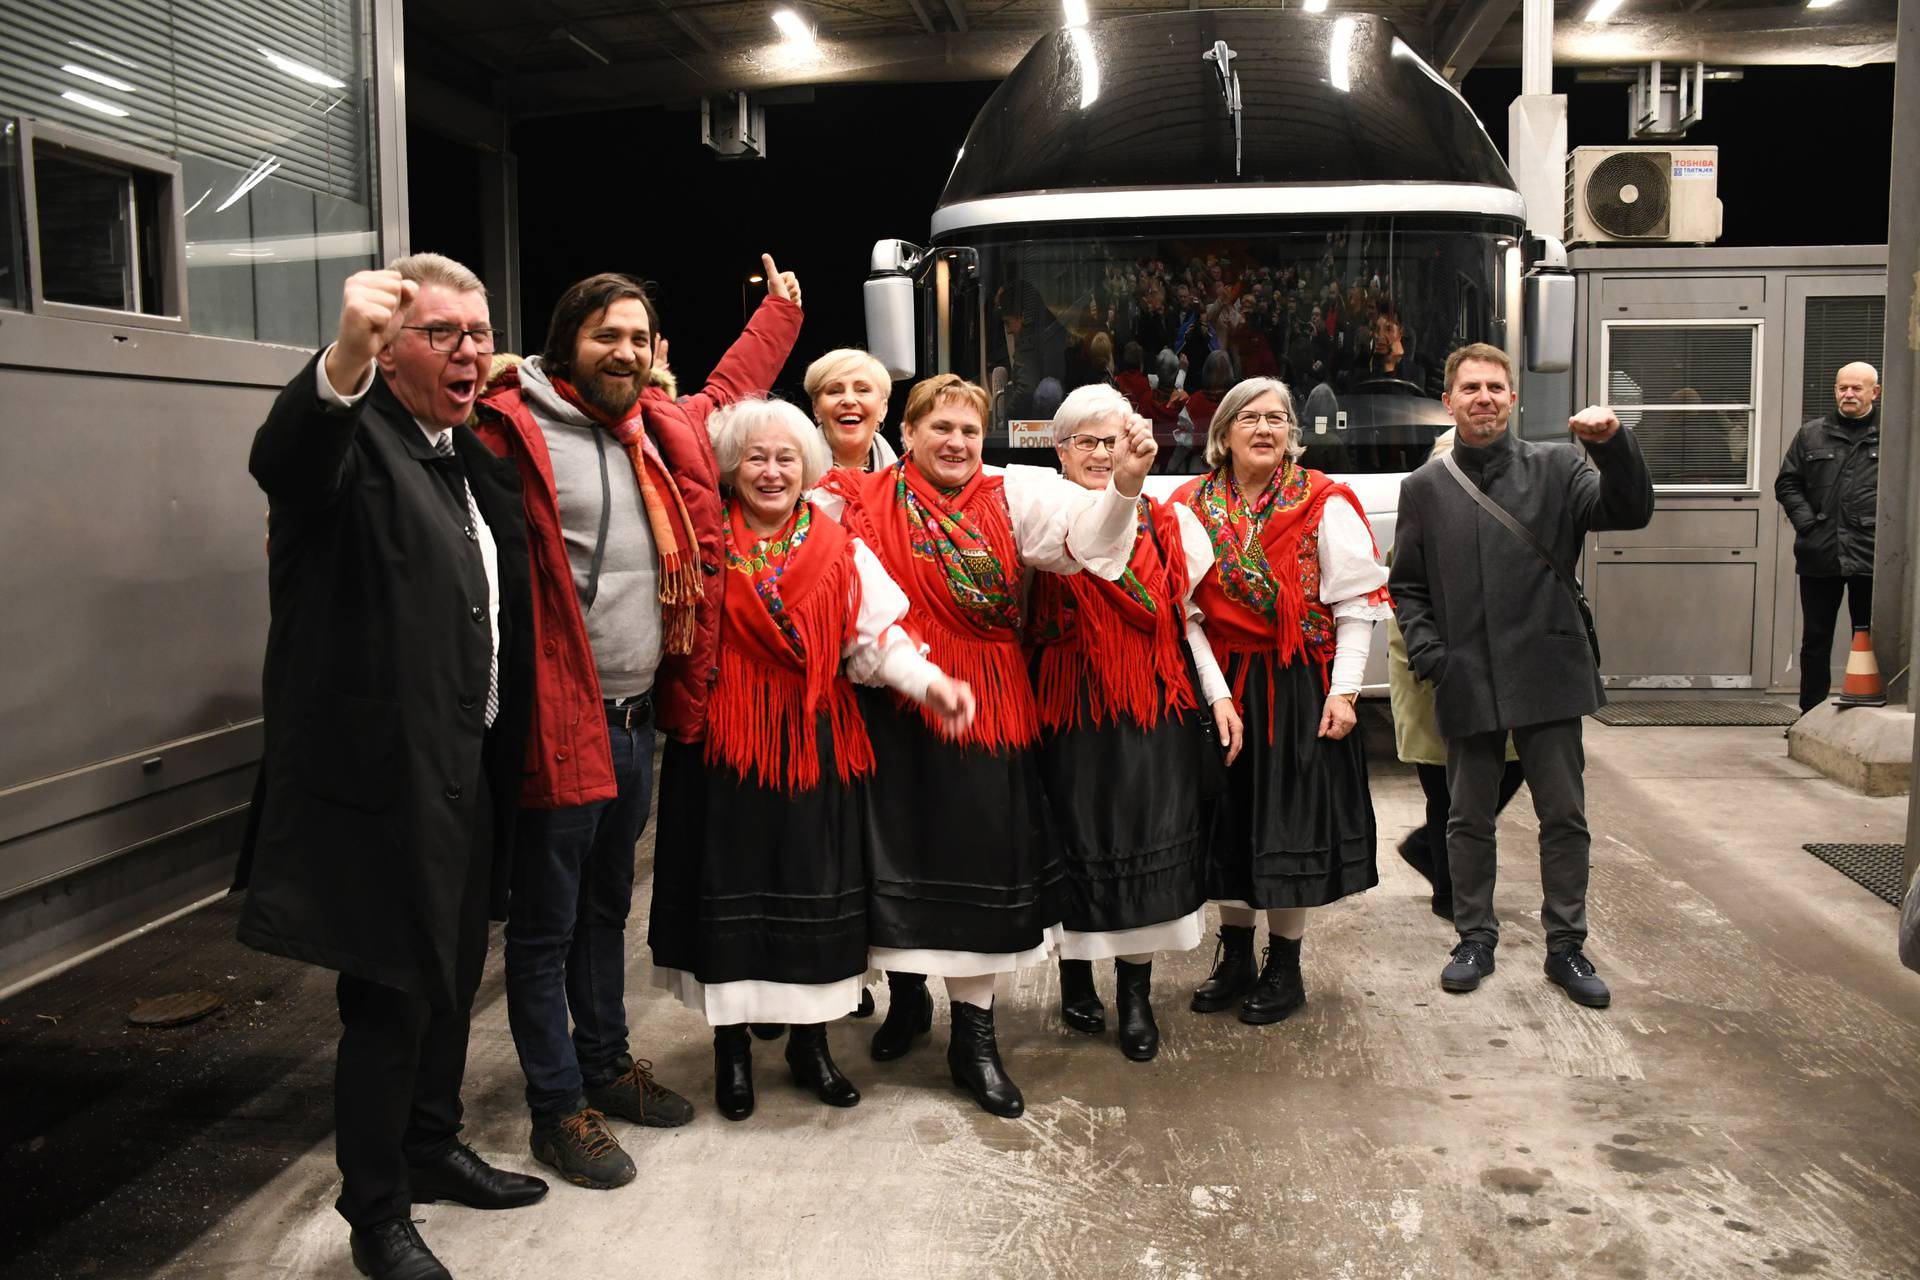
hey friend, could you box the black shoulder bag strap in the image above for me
[1438,450,1602,666]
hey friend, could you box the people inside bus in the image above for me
[1390,344,1654,1010]
[648,398,974,1121]
[806,347,898,473]
[1115,341,1154,416]
[812,374,1155,1117]
[471,258,802,1190]
[1344,314,1427,395]
[241,255,546,1280]
[1175,378,1392,1027]
[1031,385,1239,1061]
[1144,348,1190,470]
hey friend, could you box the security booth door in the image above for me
[1585,275,1772,693]
[1771,277,1887,695]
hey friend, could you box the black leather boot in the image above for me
[350,1218,451,1280]
[1057,958,1105,1034]
[947,1001,1024,1118]
[786,1023,861,1107]
[1113,959,1159,1061]
[852,987,876,1018]
[1239,936,1306,1025]
[1189,924,1258,1013]
[749,1024,786,1040]
[713,1025,755,1121]
[870,972,932,1062]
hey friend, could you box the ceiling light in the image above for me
[771,9,818,49]
[1329,15,1356,91]
[1584,0,1624,20]
[63,64,136,93]
[1063,0,1089,25]
[59,89,129,118]
[68,39,138,70]
[1806,0,1840,7]
[1303,0,1329,12]
[1069,25,1100,106]
[259,48,346,89]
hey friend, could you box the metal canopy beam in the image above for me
[649,0,719,53]
[942,0,969,34]
[903,0,939,36]
[1438,0,1523,82]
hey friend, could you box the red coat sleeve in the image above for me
[681,295,804,431]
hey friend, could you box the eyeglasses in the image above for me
[1062,433,1120,453]
[1232,410,1293,429]
[404,324,497,354]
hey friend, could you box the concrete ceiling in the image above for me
[407,0,1897,120]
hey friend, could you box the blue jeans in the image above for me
[505,716,654,1120]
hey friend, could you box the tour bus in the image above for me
[864,7,1573,602]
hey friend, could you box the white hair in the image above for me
[803,348,893,402]
[1205,376,1304,469]
[1050,382,1133,444]
[707,397,830,493]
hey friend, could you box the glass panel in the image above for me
[1802,296,1885,425]
[33,148,135,309]
[1604,323,1756,488]
[0,119,24,310]
[943,219,1510,476]
[0,0,378,343]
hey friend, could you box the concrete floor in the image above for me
[47,721,1920,1278]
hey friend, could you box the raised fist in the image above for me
[1112,414,1159,496]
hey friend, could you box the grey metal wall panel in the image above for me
[1593,561,1757,677]
[1597,508,1759,549]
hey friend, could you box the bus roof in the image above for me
[938,10,1519,213]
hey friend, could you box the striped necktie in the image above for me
[435,434,500,728]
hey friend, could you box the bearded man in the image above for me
[473,258,802,1188]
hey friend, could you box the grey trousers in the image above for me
[1445,717,1590,953]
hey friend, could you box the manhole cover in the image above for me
[1802,843,1907,906]
[127,991,225,1028]
[1593,700,1801,727]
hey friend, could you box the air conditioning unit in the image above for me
[1566,145,1722,245]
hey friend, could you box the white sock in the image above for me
[944,974,996,1008]
[1267,907,1308,941]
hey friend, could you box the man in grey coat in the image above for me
[1389,343,1654,1008]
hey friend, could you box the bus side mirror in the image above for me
[865,239,924,381]
[1523,272,1574,374]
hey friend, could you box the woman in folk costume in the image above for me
[807,347,899,474]
[814,374,1156,1118]
[648,399,974,1122]
[1174,376,1392,1026]
[1029,384,1245,1063]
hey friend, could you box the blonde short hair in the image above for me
[707,398,829,493]
[1204,377,1303,469]
[389,251,486,297]
[1050,383,1132,444]
[802,348,892,404]
[902,373,989,427]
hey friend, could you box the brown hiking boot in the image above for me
[529,1106,635,1190]
[584,1055,694,1128]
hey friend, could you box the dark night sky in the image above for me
[407,63,1893,398]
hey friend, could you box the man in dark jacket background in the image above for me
[1390,343,1654,1010]
[1775,361,1882,713]
[241,254,544,1280]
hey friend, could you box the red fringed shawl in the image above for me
[819,461,1039,752]
[1029,496,1197,732]
[1175,462,1380,738]
[706,499,875,793]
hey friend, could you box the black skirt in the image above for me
[1206,654,1378,908]
[859,688,1067,955]
[647,721,867,988]
[1035,695,1209,935]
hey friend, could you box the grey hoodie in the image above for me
[518,356,661,700]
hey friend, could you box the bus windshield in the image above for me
[932,219,1514,475]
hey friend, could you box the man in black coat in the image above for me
[240,255,544,1280]
[1390,343,1654,1010]
[1775,361,1882,713]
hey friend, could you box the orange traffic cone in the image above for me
[1837,627,1887,707]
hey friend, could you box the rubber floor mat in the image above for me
[1592,700,1801,727]
[1802,842,1908,906]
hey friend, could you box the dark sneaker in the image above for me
[1545,949,1611,1007]
[1440,940,1496,993]
[529,1107,636,1190]
[585,1056,694,1128]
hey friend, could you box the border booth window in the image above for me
[0,1,378,345]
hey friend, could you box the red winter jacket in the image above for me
[473,295,802,808]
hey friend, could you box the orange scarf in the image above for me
[1030,496,1196,731]
[706,498,874,792]
[551,377,703,655]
